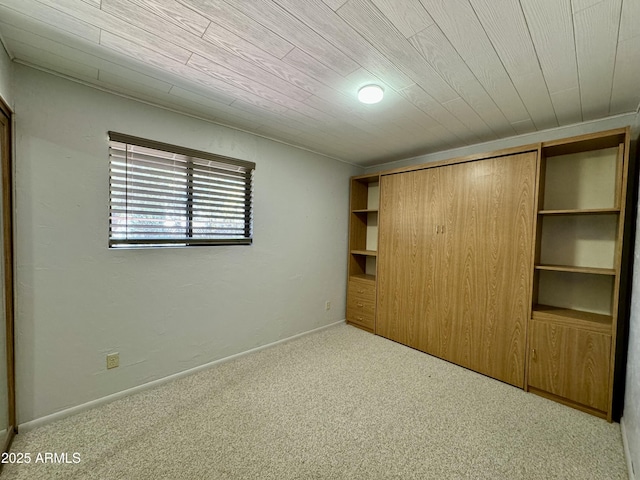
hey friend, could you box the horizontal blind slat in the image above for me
[109,136,253,247]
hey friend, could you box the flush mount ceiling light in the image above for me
[358,84,384,104]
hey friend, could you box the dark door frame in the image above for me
[0,95,16,455]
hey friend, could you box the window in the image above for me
[108,132,255,248]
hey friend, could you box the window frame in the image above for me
[108,132,255,248]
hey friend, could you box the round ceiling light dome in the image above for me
[358,84,384,104]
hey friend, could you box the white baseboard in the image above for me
[621,416,636,480]
[19,320,346,433]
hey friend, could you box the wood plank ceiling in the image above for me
[0,0,638,165]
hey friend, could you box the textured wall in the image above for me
[13,65,360,424]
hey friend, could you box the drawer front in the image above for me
[347,279,375,329]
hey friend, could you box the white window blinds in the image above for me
[108,132,255,247]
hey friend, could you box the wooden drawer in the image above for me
[347,278,375,329]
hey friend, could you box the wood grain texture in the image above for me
[347,277,376,330]
[370,0,434,38]
[574,0,623,120]
[273,0,415,90]
[98,31,289,114]
[376,169,438,349]
[468,0,558,129]
[528,320,611,413]
[223,0,359,76]
[2,0,637,163]
[532,305,612,334]
[418,0,531,125]
[447,153,536,386]
[0,0,101,43]
[409,24,514,136]
[377,152,536,387]
[399,84,478,143]
[520,0,581,124]
[337,0,458,103]
[126,0,211,37]
[37,0,192,63]
[610,36,640,115]
[177,0,295,58]
[322,0,348,10]
[520,0,577,93]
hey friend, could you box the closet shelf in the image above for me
[535,264,616,275]
[352,208,379,214]
[351,249,377,257]
[538,208,620,215]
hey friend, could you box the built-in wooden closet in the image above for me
[377,151,537,388]
[346,128,634,421]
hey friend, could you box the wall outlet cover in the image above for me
[106,353,120,369]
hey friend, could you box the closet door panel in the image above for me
[377,169,439,349]
[453,153,537,387]
[435,163,464,362]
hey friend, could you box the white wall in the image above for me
[0,43,11,107]
[13,65,361,424]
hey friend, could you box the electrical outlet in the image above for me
[106,353,120,369]
[325,301,331,311]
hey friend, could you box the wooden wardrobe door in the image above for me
[445,153,537,387]
[377,169,440,349]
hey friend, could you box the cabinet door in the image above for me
[440,153,536,387]
[377,169,441,349]
[528,320,611,412]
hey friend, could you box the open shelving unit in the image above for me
[528,128,630,420]
[346,173,380,331]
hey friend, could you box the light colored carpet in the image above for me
[2,324,628,479]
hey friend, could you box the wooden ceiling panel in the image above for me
[221,0,360,76]
[0,0,100,43]
[469,0,558,129]
[369,0,434,38]
[619,0,640,42]
[337,0,458,103]
[125,0,211,37]
[418,0,532,126]
[0,0,637,164]
[610,37,640,115]
[272,0,415,90]
[574,0,623,120]
[176,0,294,59]
[520,0,577,94]
[409,24,514,136]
